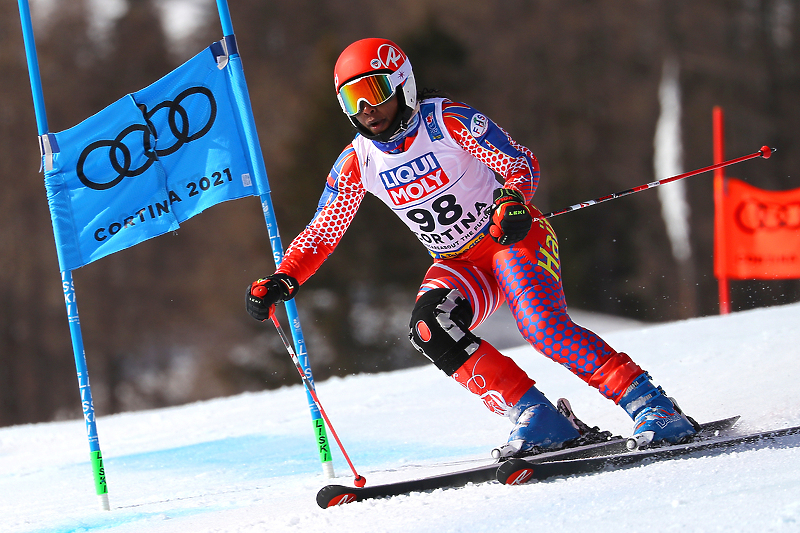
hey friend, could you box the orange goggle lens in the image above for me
[337,74,395,116]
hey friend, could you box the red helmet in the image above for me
[334,38,418,141]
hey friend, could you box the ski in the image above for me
[496,422,800,485]
[316,416,740,508]
[519,415,739,464]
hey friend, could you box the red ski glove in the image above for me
[488,188,532,245]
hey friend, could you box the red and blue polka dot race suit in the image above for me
[276,98,643,417]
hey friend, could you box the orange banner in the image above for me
[715,177,800,279]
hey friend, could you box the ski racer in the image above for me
[246,38,697,455]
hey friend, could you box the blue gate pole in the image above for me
[17,0,110,510]
[215,0,335,478]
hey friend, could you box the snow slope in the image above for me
[3,302,800,533]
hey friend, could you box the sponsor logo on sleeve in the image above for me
[470,113,489,138]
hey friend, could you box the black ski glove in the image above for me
[246,273,299,321]
[488,188,532,245]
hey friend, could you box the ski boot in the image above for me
[620,373,698,449]
[492,385,580,458]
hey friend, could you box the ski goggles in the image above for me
[337,58,412,116]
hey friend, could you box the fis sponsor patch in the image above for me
[470,113,489,138]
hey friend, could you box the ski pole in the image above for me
[540,146,774,219]
[268,309,367,488]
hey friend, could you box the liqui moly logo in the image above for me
[380,152,450,206]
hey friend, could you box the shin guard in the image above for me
[451,341,535,417]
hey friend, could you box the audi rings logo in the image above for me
[76,86,217,191]
[735,199,800,234]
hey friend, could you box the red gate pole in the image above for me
[713,106,731,314]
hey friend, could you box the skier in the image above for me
[246,38,697,455]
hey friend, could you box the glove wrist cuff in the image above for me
[493,187,526,205]
[271,273,299,301]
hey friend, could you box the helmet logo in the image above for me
[376,44,405,69]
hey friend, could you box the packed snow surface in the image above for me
[3,303,800,532]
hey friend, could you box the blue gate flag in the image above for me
[44,42,263,271]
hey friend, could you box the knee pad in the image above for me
[409,288,481,376]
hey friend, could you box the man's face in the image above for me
[353,94,399,136]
